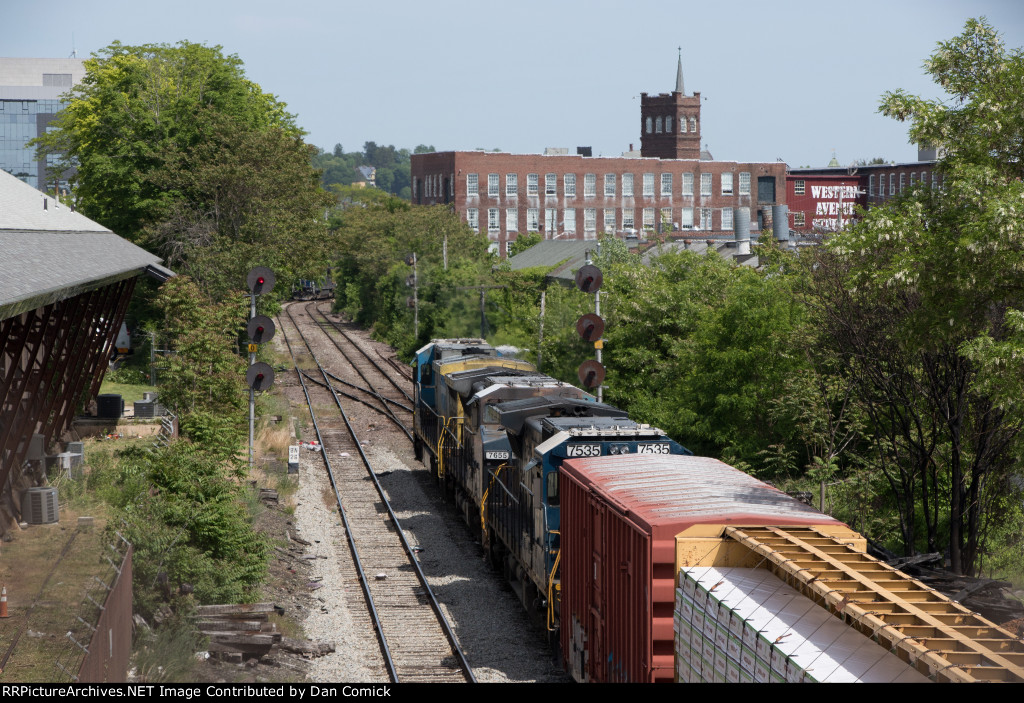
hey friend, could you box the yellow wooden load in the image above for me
[676,524,1024,683]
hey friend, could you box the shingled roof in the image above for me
[503,240,598,283]
[0,170,168,320]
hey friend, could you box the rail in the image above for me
[279,302,475,683]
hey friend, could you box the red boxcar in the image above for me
[558,454,845,683]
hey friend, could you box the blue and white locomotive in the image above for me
[412,339,691,636]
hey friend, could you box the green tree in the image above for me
[814,18,1024,573]
[35,41,299,245]
[147,112,333,298]
[329,191,491,356]
[153,276,247,457]
[603,249,808,468]
[101,443,267,616]
[508,232,541,257]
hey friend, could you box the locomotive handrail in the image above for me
[480,463,508,539]
[547,538,561,632]
[437,416,460,478]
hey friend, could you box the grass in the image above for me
[98,379,158,404]
[258,391,291,424]
[131,616,206,683]
[0,497,117,682]
[256,421,294,461]
[249,418,300,514]
[294,356,318,372]
[267,612,303,639]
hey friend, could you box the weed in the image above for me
[275,474,299,501]
[132,613,207,683]
[267,612,304,639]
[322,484,338,510]
[256,422,293,462]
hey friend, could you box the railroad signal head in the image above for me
[575,265,603,293]
[246,362,275,391]
[247,315,276,344]
[577,360,606,389]
[247,267,276,295]
[576,313,605,342]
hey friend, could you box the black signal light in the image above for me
[575,264,603,293]
[247,315,276,344]
[577,359,606,389]
[246,362,275,391]
[576,313,605,342]
[247,267,276,295]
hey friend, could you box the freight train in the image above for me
[291,277,336,301]
[413,338,1023,684]
[412,341,690,640]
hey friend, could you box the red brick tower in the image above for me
[640,51,701,160]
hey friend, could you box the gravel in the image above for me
[285,313,569,683]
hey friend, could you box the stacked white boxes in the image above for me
[674,566,929,683]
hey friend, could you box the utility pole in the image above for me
[537,289,546,371]
[405,253,419,339]
[456,284,506,339]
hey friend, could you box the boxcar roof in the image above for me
[562,454,839,533]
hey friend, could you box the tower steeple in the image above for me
[675,47,685,95]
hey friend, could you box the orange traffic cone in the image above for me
[0,586,8,618]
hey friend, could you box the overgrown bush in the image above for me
[99,443,267,618]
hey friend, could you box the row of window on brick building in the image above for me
[867,170,939,197]
[466,205,739,235]
[462,171,751,199]
[644,115,697,134]
[791,171,940,199]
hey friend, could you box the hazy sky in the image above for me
[5,0,1023,167]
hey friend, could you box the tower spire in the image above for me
[675,47,685,94]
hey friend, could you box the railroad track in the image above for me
[278,301,474,684]
[299,302,412,439]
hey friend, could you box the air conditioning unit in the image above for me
[22,487,59,524]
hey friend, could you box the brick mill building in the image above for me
[411,57,786,255]
[786,148,942,233]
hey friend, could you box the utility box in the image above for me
[96,394,124,419]
[134,400,166,418]
[27,433,45,461]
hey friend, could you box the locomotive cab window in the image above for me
[546,470,559,506]
[483,402,501,424]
